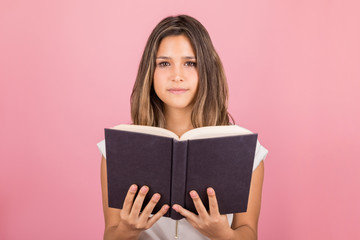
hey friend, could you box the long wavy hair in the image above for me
[130,14,234,128]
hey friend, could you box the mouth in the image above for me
[168,88,189,94]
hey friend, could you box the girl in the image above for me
[97,15,268,240]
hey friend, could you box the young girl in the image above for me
[97,15,268,240]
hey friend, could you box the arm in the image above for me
[172,160,265,240]
[101,155,122,240]
[100,156,169,240]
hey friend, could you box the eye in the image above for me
[185,61,197,67]
[158,62,170,67]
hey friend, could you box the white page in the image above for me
[111,124,253,141]
[180,125,253,140]
[111,124,179,139]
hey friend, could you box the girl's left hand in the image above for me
[172,187,235,240]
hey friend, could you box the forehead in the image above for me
[156,35,195,56]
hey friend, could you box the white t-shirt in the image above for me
[96,127,268,240]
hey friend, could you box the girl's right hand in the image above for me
[115,184,170,240]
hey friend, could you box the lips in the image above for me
[168,88,189,94]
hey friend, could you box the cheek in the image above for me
[192,76,199,99]
[191,74,199,90]
[153,69,165,85]
[153,70,160,90]
[153,79,160,96]
[153,73,165,98]
[186,68,198,82]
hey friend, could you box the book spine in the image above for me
[170,139,188,220]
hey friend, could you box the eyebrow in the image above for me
[156,56,196,60]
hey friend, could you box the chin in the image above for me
[164,102,193,111]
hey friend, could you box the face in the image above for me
[153,35,199,112]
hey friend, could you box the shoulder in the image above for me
[97,139,106,158]
[96,122,134,158]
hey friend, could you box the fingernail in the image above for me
[190,190,198,198]
[153,193,160,201]
[163,205,170,210]
[141,186,149,193]
[130,184,137,193]
[207,187,214,195]
[172,205,179,211]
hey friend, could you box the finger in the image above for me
[207,187,220,216]
[122,184,138,214]
[172,204,198,223]
[138,193,161,222]
[189,190,209,218]
[146,204,170,229]
[129,185,149,218]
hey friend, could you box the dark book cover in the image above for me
[105,128,258,220]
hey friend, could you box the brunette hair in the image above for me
[130,14,234,127]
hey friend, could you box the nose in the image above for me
[173,75,183,82]
[172,64,183,82]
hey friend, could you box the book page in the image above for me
[111,124,180,140]
[180,125,253,140]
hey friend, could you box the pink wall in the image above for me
[1,1,359,239]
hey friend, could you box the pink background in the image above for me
[1,1,359,239]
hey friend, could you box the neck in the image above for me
[164,107,193,137]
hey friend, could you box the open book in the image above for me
[105,124,258,220]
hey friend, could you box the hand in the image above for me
[172,187,234,240]
[115,184,170,240]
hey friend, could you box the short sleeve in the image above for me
[97,139,106,158]
[253,140,268,171]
